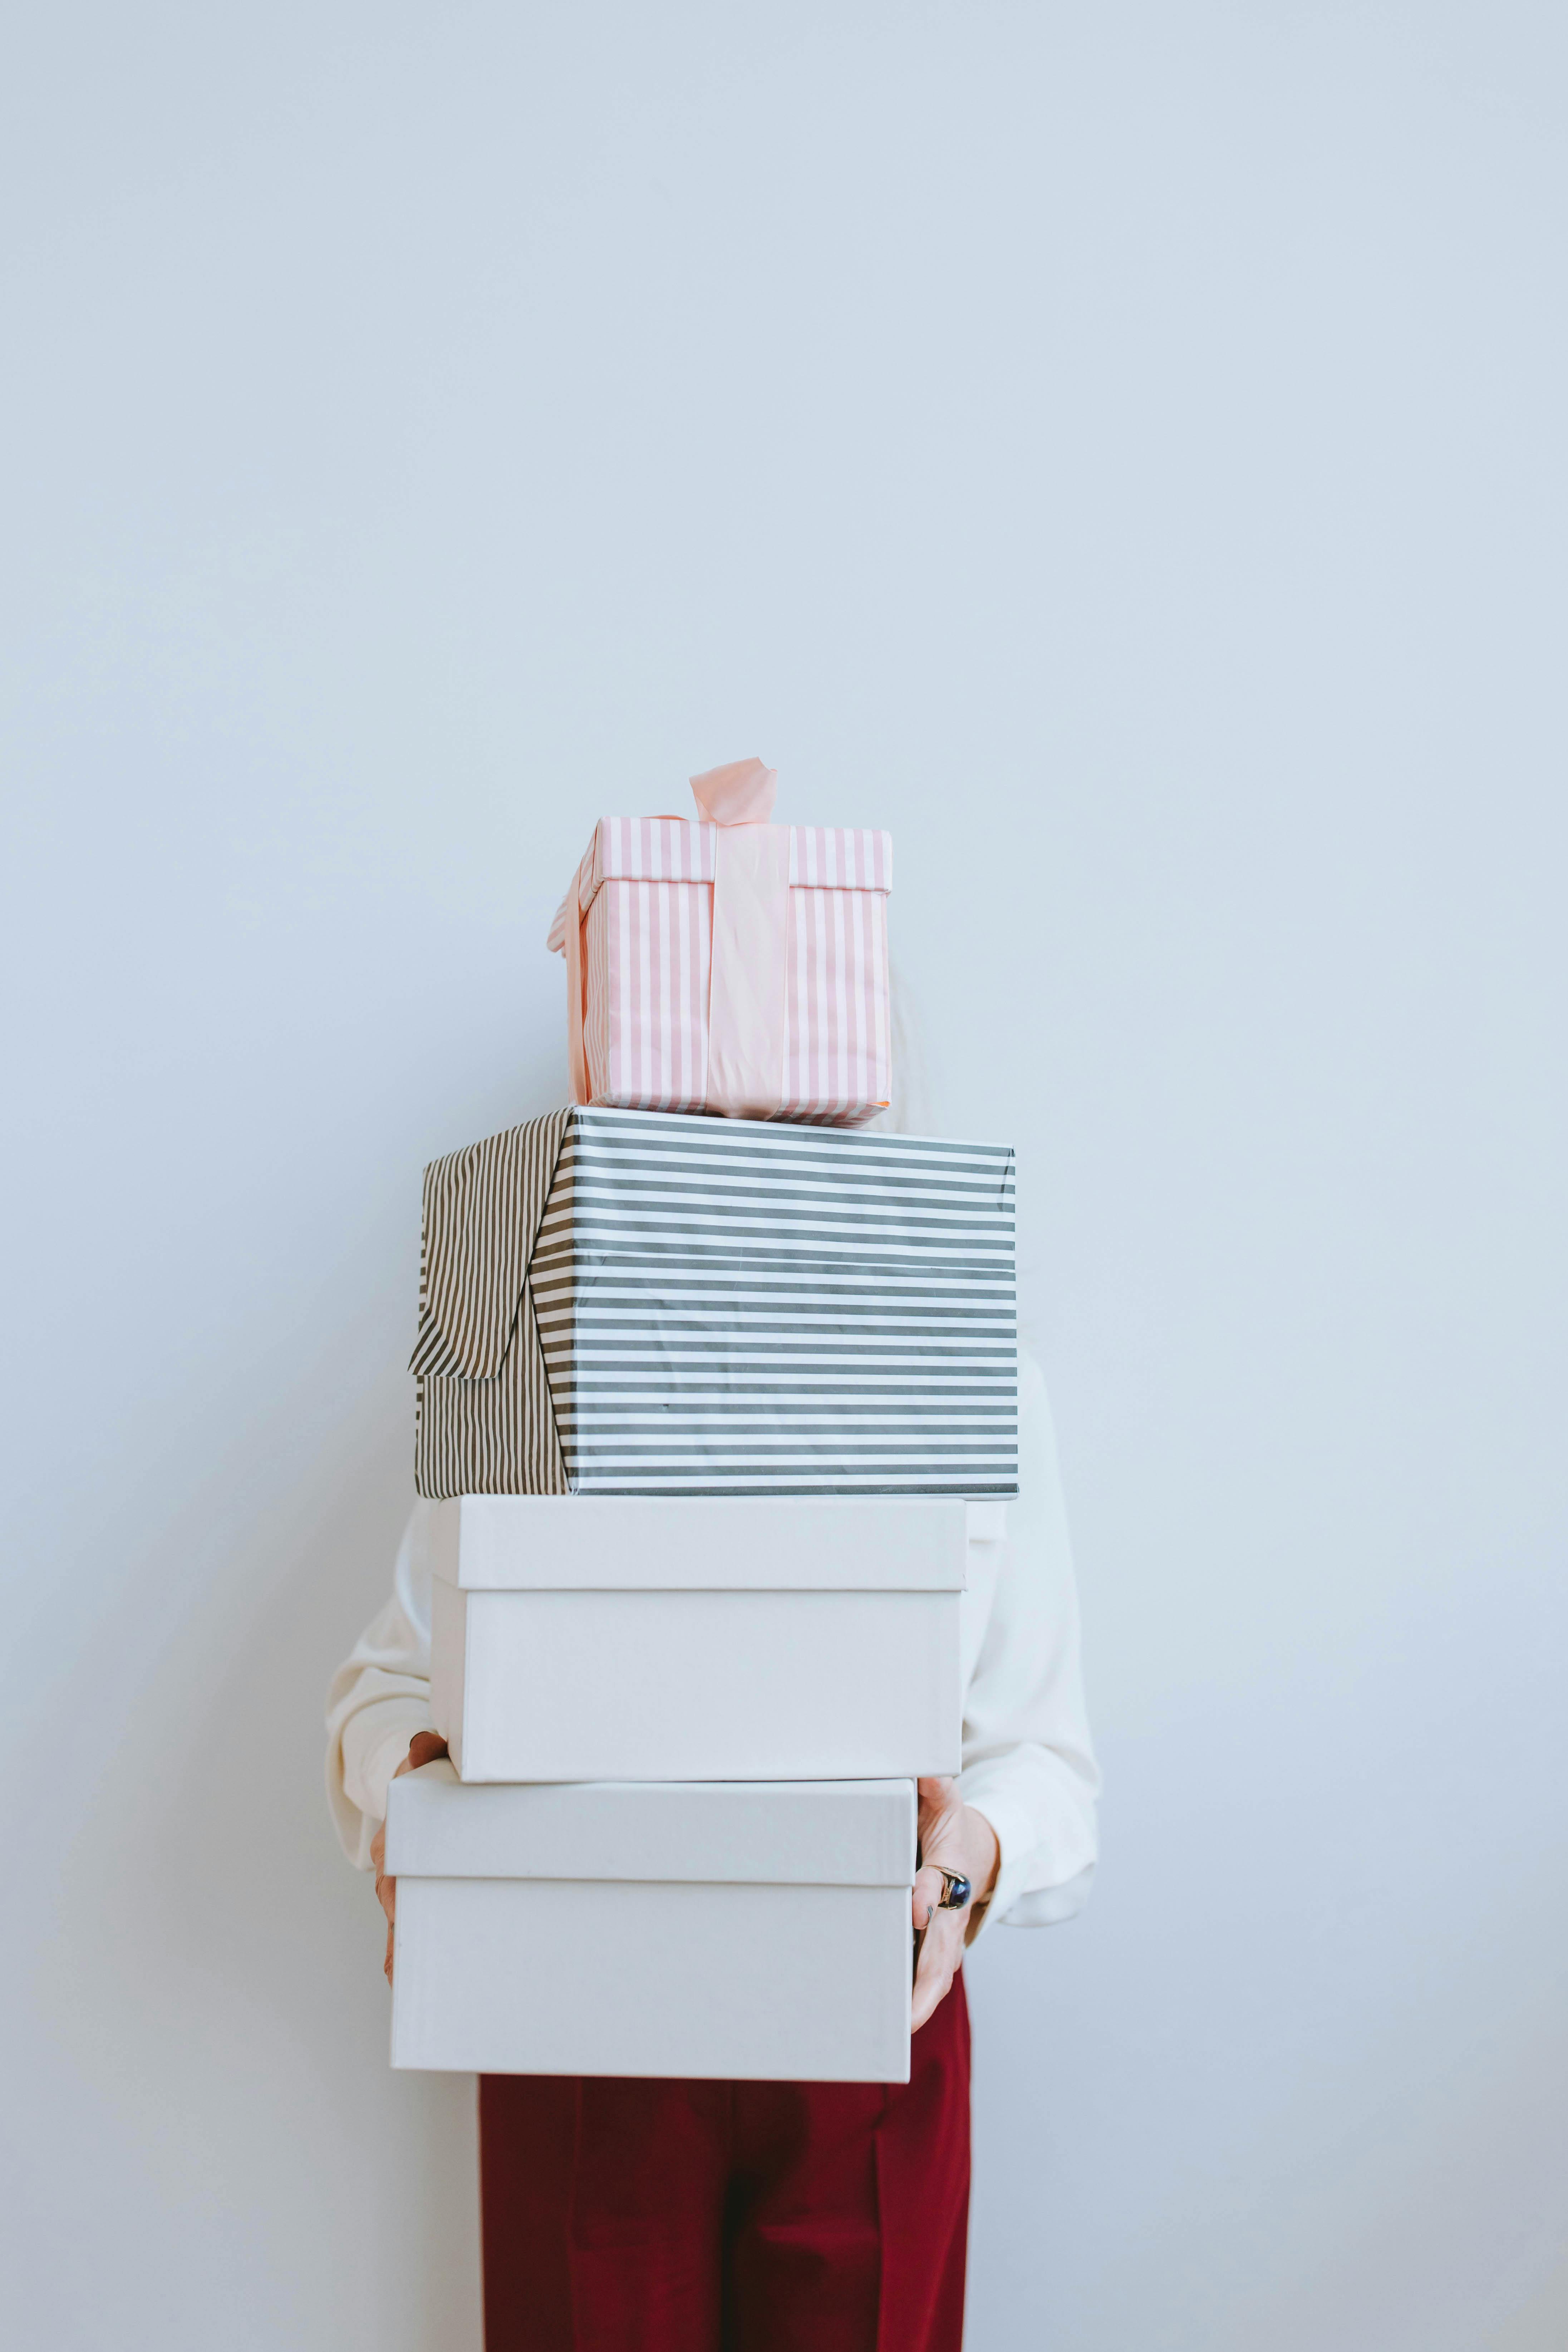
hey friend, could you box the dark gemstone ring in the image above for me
[934,1868,972,1911]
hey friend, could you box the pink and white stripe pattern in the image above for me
[581,867,714,1113]
[556,817,894,1126]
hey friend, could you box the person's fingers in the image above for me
[916,1779,968,1866]
[377,1732,448,1987]
[391,1733,448,1784]
[911,1835,975,2030]
[912,1863,945,1932]
[916,1776,959,1841]
[911,1914,962,2031]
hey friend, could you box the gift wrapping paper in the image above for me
[411,1106,1016,1498]
[548,818,893,1125]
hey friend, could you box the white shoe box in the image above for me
[429,1494,997,1782]
[386,1763,916,2082]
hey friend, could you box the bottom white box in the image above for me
[387,1765,915,2083]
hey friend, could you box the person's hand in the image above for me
[911,1776,999,2032]
[369,1731,449,1986]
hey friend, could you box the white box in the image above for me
[387,1763,916,2082]
[429,1494,988,1782]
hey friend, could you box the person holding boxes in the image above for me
[325,773,1099,2349]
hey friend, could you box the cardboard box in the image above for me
[412,1106,1018,1500]
[429,1494,990,1781]
[387,1765,916,2082]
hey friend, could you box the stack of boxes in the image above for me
[384,795,1017,2086]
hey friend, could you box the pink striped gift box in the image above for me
[546,815,894,1125]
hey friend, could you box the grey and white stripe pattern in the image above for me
[412,1110,572,1499]
[413,1107,1017,1499]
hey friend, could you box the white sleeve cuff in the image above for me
[958,1750,1099,1938]
[999,1864,1097,1928]
[957,1784,1042,1943]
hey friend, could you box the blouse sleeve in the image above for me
[958,1352,1101,1936]
[324,1501,438,1871]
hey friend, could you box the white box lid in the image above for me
[432,1493,992,1591]
[384,1762,916,1887]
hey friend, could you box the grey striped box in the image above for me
[412,1107,1016,1499]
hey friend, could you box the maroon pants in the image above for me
[480,1974,970,2352]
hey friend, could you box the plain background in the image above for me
[3,4,1565,2346]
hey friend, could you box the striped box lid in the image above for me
[586,817,894,897]
[547,818,893,944]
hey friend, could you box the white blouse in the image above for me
[325,1352,1100,1935]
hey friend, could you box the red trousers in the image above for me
[480,1973,970,2352]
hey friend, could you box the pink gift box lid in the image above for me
[548,819,893,950]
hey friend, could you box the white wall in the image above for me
[4,5,1565,2345]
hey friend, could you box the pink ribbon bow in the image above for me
[689,757,777,827]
